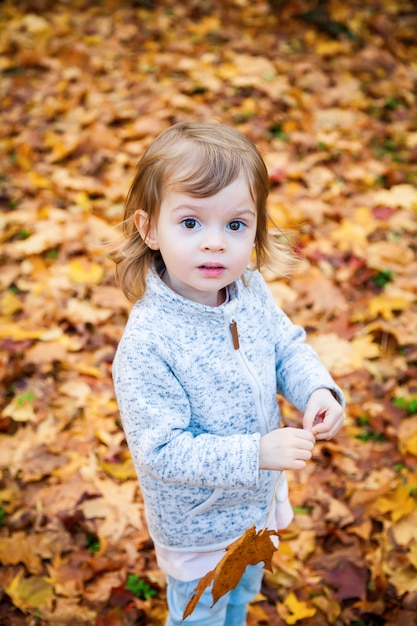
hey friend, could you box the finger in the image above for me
[313,413,345,439]
[290,447,314,469]
[302,408,316,431]
[289,459,308,470]
[296,447,313,461]
[297,437,315,451]
[303,406,329,431]
[295,429,316,443]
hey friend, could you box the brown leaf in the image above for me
[183,526,278,620]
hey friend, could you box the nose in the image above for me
[200,228,226,252]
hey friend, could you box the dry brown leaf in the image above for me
[183,526,278,620]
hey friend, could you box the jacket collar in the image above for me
[143,265,244,318]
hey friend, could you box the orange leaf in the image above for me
[183,525,278,620]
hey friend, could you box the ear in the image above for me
[134,210,159,250]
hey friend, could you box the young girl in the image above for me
[112,121,345,625]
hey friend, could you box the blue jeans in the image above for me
[165,563,264,625]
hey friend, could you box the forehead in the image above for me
[161,174,256,211]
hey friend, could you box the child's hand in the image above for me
[259,427,316,471]
[303,388,345,440]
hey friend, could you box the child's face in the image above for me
[138,174,257,306]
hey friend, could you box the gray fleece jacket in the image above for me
[112,267,344,552]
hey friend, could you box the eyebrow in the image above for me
[172,204,256,217]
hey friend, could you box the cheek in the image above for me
[158,232,187,259]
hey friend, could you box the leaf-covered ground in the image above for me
[1,0,417,624]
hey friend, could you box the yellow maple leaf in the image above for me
[68,258,104,285]
[4,570,54,612]
[98,457,137,480]
[329,207,377,254]
[388,565,417,596]
[0,291,22,316]
[307,333,379,376]
[279,591,316,624]
[391,510,417,546]
[366,309,417,346]
[329,220,368,253]
[372,483,416,523]
[74,191,92,213]
[368,291,414,320]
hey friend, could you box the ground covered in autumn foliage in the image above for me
[1,0,417,624]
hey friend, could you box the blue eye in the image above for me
[228,220,245,231]
[182,218,199,229]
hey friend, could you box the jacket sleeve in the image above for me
[257,274,345,410]
[112,332,261,490]
[274,311,344,409]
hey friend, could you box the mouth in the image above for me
[198,264,226,277]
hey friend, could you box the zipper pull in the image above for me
[230,319,240,350]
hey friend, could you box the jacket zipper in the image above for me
[230,320,240,350]
[224,298,283,525]
[224,300,269,434]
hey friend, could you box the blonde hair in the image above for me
[112,121,293,303]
